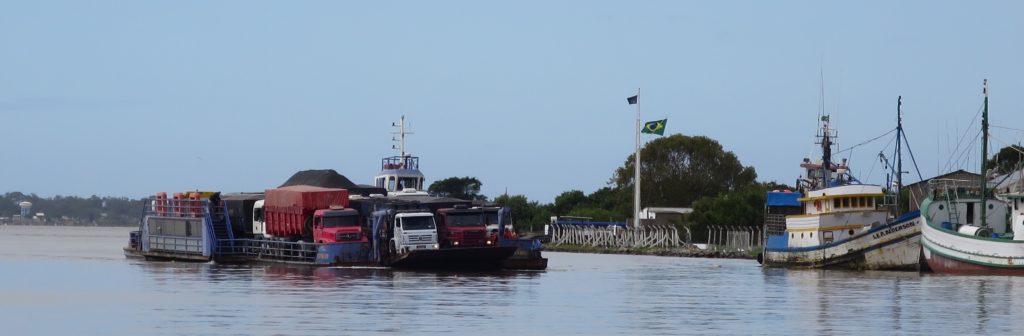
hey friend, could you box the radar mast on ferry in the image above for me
[374,116,426,193]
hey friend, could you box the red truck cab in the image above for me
[312,208,365,243]
[436,207,493,248]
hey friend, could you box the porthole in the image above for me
[810,232,814,238]
[988,204,994,210]
[848,229,855,235]
[801,233,804,238]
[938,204,945,210]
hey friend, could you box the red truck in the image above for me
[435,206,495,248]
[263,185,365,243]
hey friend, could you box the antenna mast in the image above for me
[981,79,989,228]
[896,96,904,206]
[392,115,414,158]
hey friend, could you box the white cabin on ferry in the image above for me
[374,155,425,193]
[786,184,888,248]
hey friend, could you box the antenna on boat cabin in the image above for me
[391,115,414,158]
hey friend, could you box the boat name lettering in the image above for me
[872,221,916,240]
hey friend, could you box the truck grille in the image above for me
[335,232,360,241]
[408,235,433,243]
[463,231,485,240]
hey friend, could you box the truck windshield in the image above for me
[323,215,359,228]
[401,216,435,230]
[483,212,499,225]
[447,213,483,227]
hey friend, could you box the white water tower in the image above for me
[19,201,32,218]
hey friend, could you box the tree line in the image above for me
[0,192,145,226]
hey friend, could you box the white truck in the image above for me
[389,211,439,254]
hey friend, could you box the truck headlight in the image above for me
[486,240,492,245]
[453,241,460,246]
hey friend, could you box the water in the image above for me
[2,226,1024,335]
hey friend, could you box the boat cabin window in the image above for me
[376,177,385,188]
[966,203,975,224]
[842,198,850,208]
[834,198,841,209]
[387,177,396,191]
[1015,199,1018,210]
[398,177,420,190]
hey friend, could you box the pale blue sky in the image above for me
[3,1,1024,203]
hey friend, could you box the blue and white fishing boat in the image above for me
[760,113,921,270]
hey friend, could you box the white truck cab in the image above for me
[390,212,439,254]
[252,200,270,238]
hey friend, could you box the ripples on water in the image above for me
[2,226,1023,335]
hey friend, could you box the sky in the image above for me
[3,1,1024,203]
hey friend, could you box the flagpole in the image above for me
[634,88,641,228]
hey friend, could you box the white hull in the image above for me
[764,215,921,270]
[921,213,1024,274]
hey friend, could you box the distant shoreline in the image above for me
[544,244,757,260]
[1,223,135,228]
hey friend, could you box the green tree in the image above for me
[428,176,487,201]
[986,145,1024,175]
[552,190,586,215]
[612,134,758,209]
[567,207,619,222]
[687,183,771,243]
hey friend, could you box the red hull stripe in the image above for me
[926,249,1024,275]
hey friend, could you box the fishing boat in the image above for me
[920,80,1024,275]
[760,112,921,270]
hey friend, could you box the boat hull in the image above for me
[920,214,1024,275]
[386,246,518,269]
[763,214,921,270]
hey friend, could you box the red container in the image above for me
[264,185,349,238]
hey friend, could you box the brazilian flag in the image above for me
[642,119,667,135]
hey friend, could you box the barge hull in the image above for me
[386,246,518,269]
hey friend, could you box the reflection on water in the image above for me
[1,226,1024,335]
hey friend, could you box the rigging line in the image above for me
[991,125,1024,133]
[858,132,897,184]
[989,133,1024,156]
[834,128,896,155]
[900,131,926,182]
[947,129,981,173]
[945,128,980,173]
[944,101,986,171]
[861,146,880,185]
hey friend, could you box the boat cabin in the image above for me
[785,184,888,248]
[923,180,1011,238]
[374,156,425,193]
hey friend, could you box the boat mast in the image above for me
[820,116,832,189]
[392,115,414,165]
[981,79,989,228]
[896,96,904,209]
